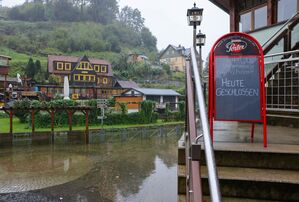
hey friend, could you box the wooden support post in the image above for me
[287,30,292,51]
[267,0,275,26]
[229,0,239,32]
[9,109,13,134]
[67,109,74,132]
[251,123,255,143]
[50,110,55,132]
[31,109,35,133]
[4,75,7,91]
[85,110,89,132]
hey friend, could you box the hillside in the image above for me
[0,0,158,82]
[1,19,157,76]
[0,1,185,94]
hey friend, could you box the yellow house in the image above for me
[159,45,190,72]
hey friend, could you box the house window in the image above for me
[65,63,71,71]
[103,77,108,84]
[74,75,79,81]
[90,75,95,82]
[80,75,84,81]
[278,0,297,22]
[80,62,91,70]
[240,4,267,32]
[83,62,87,70]
[87,63,93,70]
[254,6,267,29]
[101,65,107,73]
[94,65,100,72]
[57,62,64,70]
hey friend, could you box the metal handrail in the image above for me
[185,60,203,202]
[190,47,221,202]
[264,56,299,65]
[262,11,299,48]
[265,49,299,58]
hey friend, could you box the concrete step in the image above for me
[178,165,186,194]
[202,166,299,184]
[201,166,299,201]
[179,194,278,201]
[267,114,299,128]
[178,194,186,202]
[200,143,299,170]
[203,196,279,202]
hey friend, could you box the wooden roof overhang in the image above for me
[209,0,230,13]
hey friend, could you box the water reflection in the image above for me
[0,126,181,202]
[116,156,177,202]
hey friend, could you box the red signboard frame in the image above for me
[209,32,267,147]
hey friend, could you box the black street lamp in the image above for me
[196,30,206,75]
[187,3,203,48]
[196,30,206,47]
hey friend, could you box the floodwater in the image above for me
[0,126,182,202]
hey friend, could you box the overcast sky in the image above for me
[2,0,229,60]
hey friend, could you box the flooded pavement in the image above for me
[0,126,182,202]
[212,121,299,145]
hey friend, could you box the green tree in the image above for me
[48,74,60,84]
[35,60,42,74]
[88,0,118,24]
[119,6,144,32]
[53,0,80,21]
[118,102,128,114]
[25,58,36,79]
[162,64,172,76]
[141,27,157,51]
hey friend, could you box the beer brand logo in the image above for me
[226,40,247,53]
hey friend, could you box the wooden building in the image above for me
[40,55,124,99]
[48,55,113,87]
[0,55,12,92]
[115,88,181,113]
[210,0,299,124]
[210,0,298,34]
[127,54,149,64]
[159,45,190,72]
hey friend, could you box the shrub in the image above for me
[0,111,8,118]
[178,101,185,121]
[11,99,159,128]
[140,100,155,123]
[13,98,31,123]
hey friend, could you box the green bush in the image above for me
[0,111,8,118]
[105,112,156,125]
[11,99,159,128]
[13,98,31,123]
[178,101,185,121]
[140,100,155,123]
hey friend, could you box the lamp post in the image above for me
[187,3,203,49]
[196,30,206,75]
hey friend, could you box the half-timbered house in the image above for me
[39,55,124,99]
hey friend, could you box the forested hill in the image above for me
[0,0,158,79]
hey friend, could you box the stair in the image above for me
[265,61,299,127]
[177,135,186,198]
[200,143,299,201]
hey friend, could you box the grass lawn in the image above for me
[0,118,184,134]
